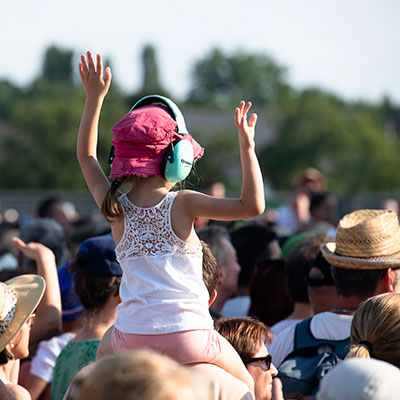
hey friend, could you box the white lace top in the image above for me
[114,191,213,334]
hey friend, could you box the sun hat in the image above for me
[109,105,204,179]
[316,358,400,400]
[0,274,45,352]
[77,234,122,276]
[321,209,400,269]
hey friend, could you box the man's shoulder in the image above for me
[188,363,252,400]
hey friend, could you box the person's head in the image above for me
[0,274,45,365]
[309,192,337,224]
[73,350,212,400]
[230,223,281,289]
[316,358,400,400]
[102,97,204,221]
[286,234,331,304]
[197,225,241,307]
[215,317,277,400]
[36,195,77,238]
[248,259,294,326]
[321,209,400,299]
[307,251,336,314]
[19,218,68,270]
[292,167,326,193]
[346,293,400,367]
[68,234,122,313]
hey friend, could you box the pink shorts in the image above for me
[111,327,222,365]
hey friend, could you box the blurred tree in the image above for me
[0,80,22,119]
[42,45,74,82]
[261,88,400,194]
[187,48,290,108]
[127,44,170,106]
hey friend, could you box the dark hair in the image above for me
[309,192,330,214]
[215,317,272,362]
[230,224,278,286]
[249,259,294,326]
[69,254,121,311]
[0,348,13,365]
[332,266,387,299]
[37,196,63,218]
[197,225,230,266]
[19,218,68,267]
[201,241,219,297]
[286,234,331,303]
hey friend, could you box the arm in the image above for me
[12,238,62,344]
[182,101,265,221]
[77,51,112,209]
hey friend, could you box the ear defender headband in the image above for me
[108,95,194,183]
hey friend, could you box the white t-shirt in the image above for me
[269,312,353,367]
[115,192,213,334]
[270,318,302,338]
[221,296,250,318]
[30,332,76,382]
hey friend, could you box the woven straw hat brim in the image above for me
[0,274,45,352]
[321,242,400,270]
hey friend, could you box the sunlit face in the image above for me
[245,343,278,400]
[9,314,35,360]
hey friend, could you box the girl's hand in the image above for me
[235,100,258,150]
[79,51,112,100]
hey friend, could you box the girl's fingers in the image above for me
[96,53,103,77]
[87,51,96,72]
[248,113,258,127]
[243,101,252,116]
[104,67,112,87]
[80,55,89,75]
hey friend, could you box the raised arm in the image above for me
[180,101,265,221]
[77,51,112,209]
[12,237,62,344]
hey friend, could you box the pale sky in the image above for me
[2,0,399,103]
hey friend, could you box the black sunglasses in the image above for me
[243,354,272,370]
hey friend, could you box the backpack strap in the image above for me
[287,317,350,361]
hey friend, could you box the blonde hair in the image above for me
[346,293,400,367]
[74,350,212,400]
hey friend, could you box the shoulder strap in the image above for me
[291,317,350,359]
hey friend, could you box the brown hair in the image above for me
[215,317,272,362]
[101,177,133,221]
[201,241,219,297]
[346,293,400,368]
[73,350,212,400]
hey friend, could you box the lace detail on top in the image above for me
[116,192,201,262]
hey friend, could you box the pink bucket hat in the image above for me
[109,105,204,179]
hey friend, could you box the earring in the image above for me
[10,343,15,349]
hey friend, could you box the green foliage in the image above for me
[42,46,74,82]
[261,88,400,194]
[188,48,290,108]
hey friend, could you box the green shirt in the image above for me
[51,339,101,400]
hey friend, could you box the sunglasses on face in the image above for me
[243,354,272,370]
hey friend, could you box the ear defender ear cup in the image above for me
[160,139,194,183]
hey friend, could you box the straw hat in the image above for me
[0,274,45,352]
[321,209,400,269]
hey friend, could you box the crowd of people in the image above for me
[0,51,400,400]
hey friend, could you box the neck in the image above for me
[237,286,249,297]
[287,302,313,320]
[0,359,16,381]
[73,305,117,342]
[211,292,230,313]
[331,295,365,315]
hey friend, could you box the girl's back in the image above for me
[115,191,212,334]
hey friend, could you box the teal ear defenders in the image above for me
[108,95,194,183]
